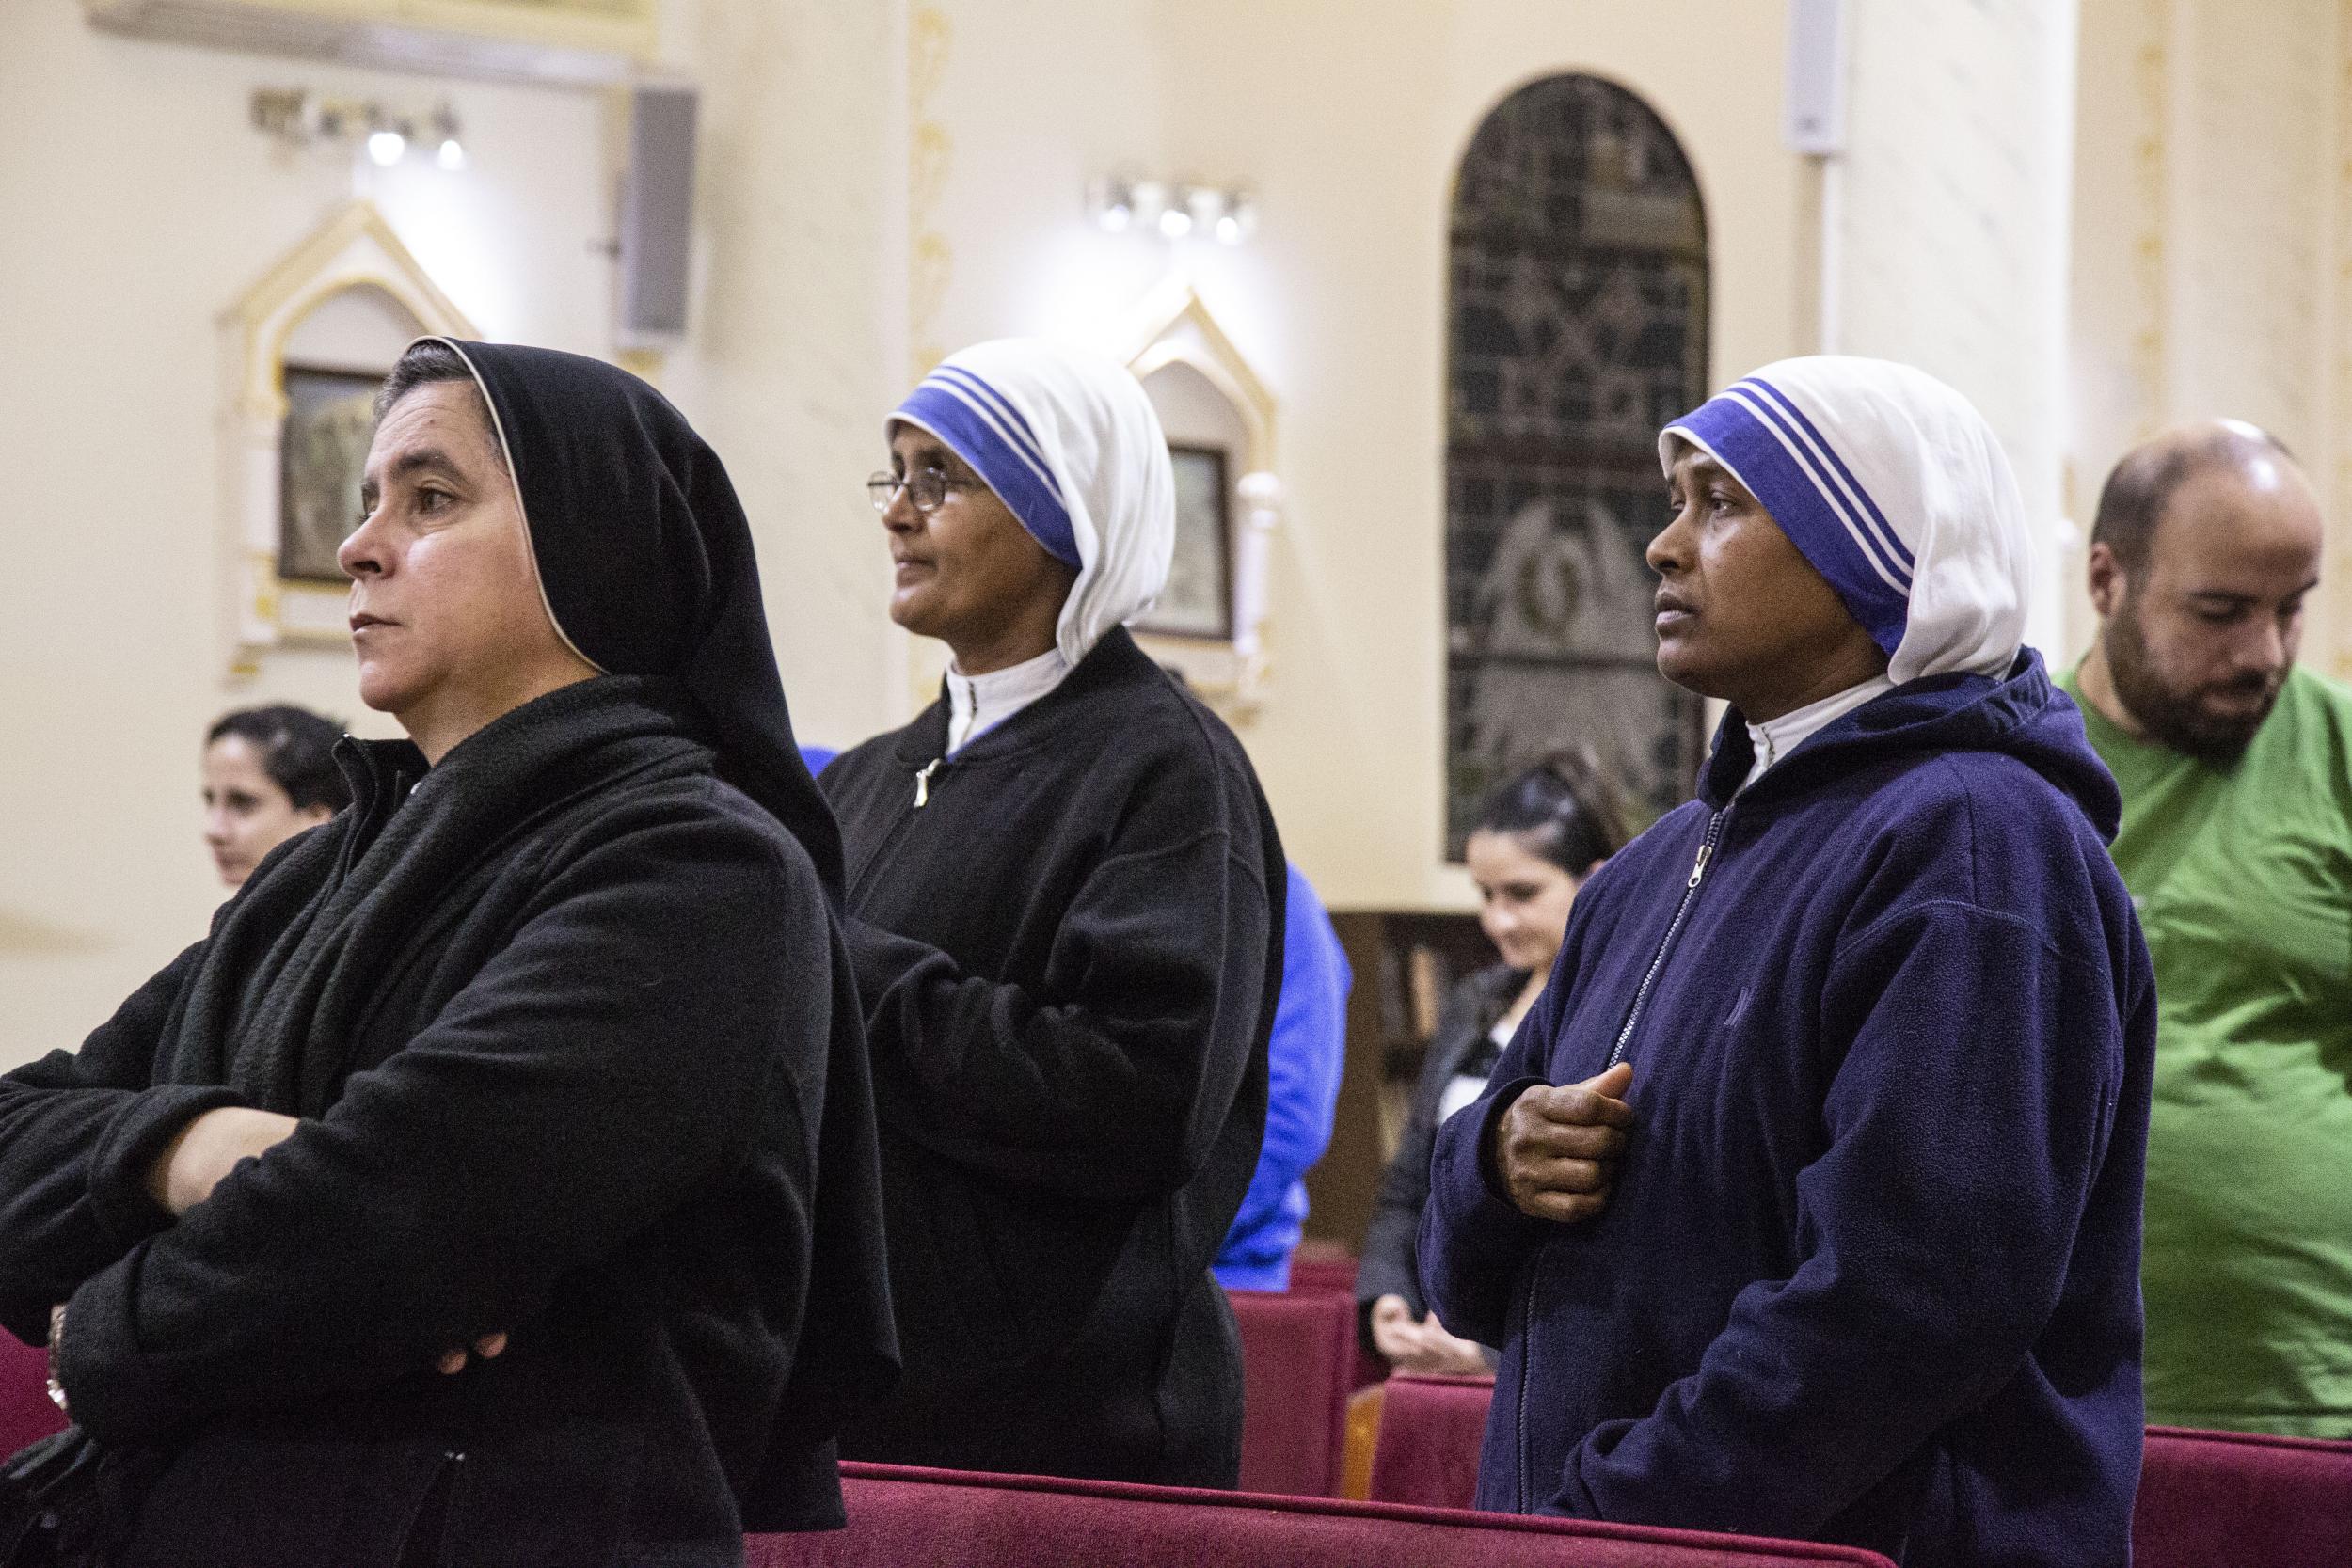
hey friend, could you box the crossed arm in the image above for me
[0,804,829,1449]
[850,822,1275,1207]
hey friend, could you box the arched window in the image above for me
[1445,74,1709,851]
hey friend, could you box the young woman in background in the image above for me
[1355,750,1628,1375]
[199,705,350,888]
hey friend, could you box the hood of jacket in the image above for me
[1699,647,2122,842]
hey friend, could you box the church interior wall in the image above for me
[16,0,2352,1066]
[2069,0,2352,678]
[0,0,900,1067]
[914,0,1805,911]
[0,5,614,1066]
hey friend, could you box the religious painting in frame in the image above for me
[277,365,381,585]
[1138,441,1236,641]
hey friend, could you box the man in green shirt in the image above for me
[2065,420,2352,1438]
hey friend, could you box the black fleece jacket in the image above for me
[821,628,1282,1486]
[0,682,876,1568]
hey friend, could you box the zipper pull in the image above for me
[1686,841,1713,889]
[913,759,943,809]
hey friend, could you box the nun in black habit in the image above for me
[0,340,896,1568]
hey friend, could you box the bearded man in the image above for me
[2068,420,2352,1440]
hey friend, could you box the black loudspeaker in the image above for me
[1783,0,1849,155]
[617,83,698,343]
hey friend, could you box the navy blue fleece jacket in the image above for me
[1420,651,2154,1568]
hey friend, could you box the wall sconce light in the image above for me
[251,88,465,172]
[432,105,467,171]
[1088,175,1256,245]
[365,109,407,168]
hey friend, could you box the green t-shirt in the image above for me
[2063,664,2352,1437]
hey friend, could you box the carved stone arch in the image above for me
[1443,72,1710,852]
[221,201,475,675]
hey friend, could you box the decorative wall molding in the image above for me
[1117,277,1278,466]
[2130,0,2171,440]
[219,199,473,676]
[1118,279,1281,717]
[2324,0,2352,676]
[907,3,954,383]
[85,0,656,87]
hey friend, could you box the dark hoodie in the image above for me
[1420,651,2155,1568]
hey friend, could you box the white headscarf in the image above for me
[891,339,1174,665]
[1658,355,2030,684]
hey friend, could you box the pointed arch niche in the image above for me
[1119,283,1280,718]
[221,201,474,676]
[1443,74,1709,853]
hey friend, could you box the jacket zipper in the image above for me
[400,1448,467,1566]
[1606,805,1729,1068]
[1518,803,1726,1509]
[1517,1266,1538,1510]
[846,755,949,908]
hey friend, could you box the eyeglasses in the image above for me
[867,468,965,515]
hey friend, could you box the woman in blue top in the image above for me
[1420,356,2155,1568]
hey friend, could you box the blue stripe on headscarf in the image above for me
[1735,378,1915,577]
[1668,387,1911,657]
[894,371,1082,569]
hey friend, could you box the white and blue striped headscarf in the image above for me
[892,339,1174,665]
[1660,356,2030,684]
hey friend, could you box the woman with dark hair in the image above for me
[1355,750,1629,1375]
[199,705,352,887]
[0,338,895,1567]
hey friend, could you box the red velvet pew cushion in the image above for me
[1370,1381,2352,1568]
[1284,1248,1359,1300]
[1282,1252,1388,1388]
[748,1462,1898,1568]
[2133,1424,2352,1568]
[0,1330,65,1459]
[1229,1287,1356,1497]
[1367,1370,1494,1510]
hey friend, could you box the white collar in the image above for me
[946,645,1072,754]
[1741,674,1896,791]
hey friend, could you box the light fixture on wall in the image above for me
[365,111,406,168]
[1088,175,1256,245]
[251,89,466,172]
[432,105,467,171]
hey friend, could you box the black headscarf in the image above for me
[439,338,844,893]
[437,341,895,1491]
[154,341,895,1507]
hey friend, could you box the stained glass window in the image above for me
[1445,74,1710,854]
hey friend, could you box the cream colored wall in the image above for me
[653,0,904,755]
[20,0,2251,1062]
[2071,0,2352,676]
[0,3,901,1067]
[913,0,1806,911]
[0,6,606,1066]
[1835,0,2080,658]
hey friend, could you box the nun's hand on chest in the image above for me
[1490,1062,1634,1225]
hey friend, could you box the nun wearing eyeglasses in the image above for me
[820,340,1283,1487]
[1419,357,2155,1567]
